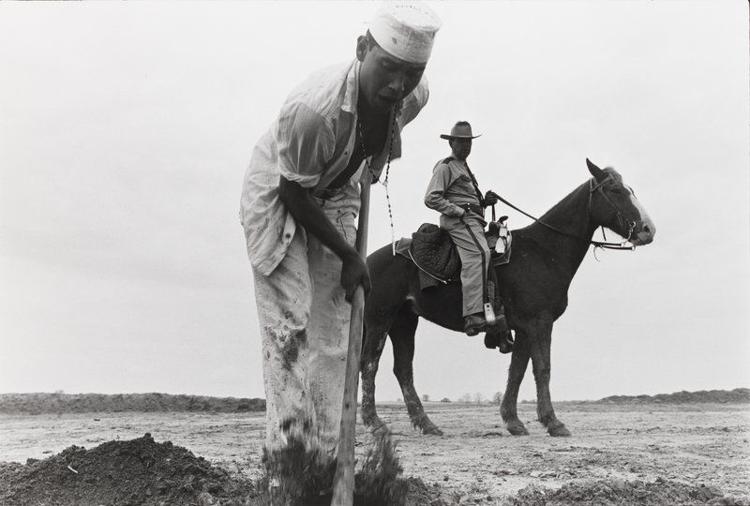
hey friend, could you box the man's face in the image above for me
[356,36,426,113]
[450,138,472,161]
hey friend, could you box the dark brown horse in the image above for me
[360,159,655,437]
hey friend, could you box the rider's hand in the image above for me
[341,252,371,303]
[484,190,500,206]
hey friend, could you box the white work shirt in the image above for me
[240,59,429,276]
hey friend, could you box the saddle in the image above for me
[406,223,461,283]
[395,220,512,286]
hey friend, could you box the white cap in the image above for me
[368,2,441,64]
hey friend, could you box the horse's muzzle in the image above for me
[631,219,655,246]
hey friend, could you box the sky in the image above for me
[1,1,748,403]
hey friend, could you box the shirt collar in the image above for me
[341,59,359,114]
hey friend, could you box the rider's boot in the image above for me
[464,313,487,336]
[482,305,514,352]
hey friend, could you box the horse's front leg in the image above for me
[528,315,570,437]
[501,330,530,435]
[360,321,391,435]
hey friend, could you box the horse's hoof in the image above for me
[365,417,390,436]
[548,424,571,437]
[371,424,391,438]
[422,425,444,436]
[506,422,529,436]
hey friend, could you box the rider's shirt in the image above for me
[424,157,483,218]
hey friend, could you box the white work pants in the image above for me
[252,190,359,456]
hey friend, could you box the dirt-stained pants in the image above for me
[440,214,490,317]
[252,192,359,457]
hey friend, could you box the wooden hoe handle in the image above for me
[331,178,371,505]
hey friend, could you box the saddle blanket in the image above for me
[394,222,512,291]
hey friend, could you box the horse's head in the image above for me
[586,159,655,246]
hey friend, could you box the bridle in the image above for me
[588,176,638,250]
[492,176,638,251]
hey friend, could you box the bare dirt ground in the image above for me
[1,401,748,504]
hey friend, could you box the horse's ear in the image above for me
[586,158,606,181]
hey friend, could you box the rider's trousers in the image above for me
[440,213,490,317]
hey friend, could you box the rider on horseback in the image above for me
[424,121,503,336]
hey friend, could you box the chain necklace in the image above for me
[357,106,398,254]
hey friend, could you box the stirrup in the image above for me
[497,331,514,354]
[483,302,496,325]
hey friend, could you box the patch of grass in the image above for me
[253,432,410,506]
[355,432,408,505]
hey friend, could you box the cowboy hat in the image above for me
[440,121,481,140]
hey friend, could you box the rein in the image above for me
[493,177,636,251]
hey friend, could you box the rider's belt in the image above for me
[459,203,484,216]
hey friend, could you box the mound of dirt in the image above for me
[403,477,457,506]
[506,477,750,505]
[598,388,750,404]
[0,392,265,414]
[0,433,254,506]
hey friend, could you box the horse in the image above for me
[359,159,655,437]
